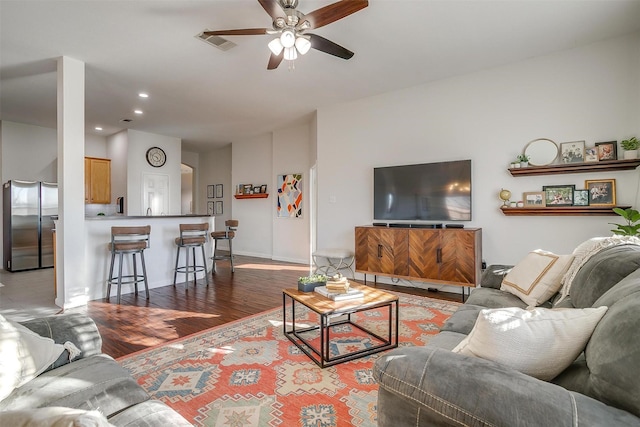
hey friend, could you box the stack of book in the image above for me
[314,286,364,301]
[325,275,350,294]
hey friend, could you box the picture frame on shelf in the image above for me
[585,179,616,206]
[207,201,214,215]
[543,185,575,206]
[573,189,590,206]
[260,184,267,193]
[523,191,546,208]
[253,186,261,194]
[207,185,214,199]
[584,147,599,162]
[560,141,585,163]
[215,184,223,198]
[243,184,253,195]
[595,141,617,161]
[215,201,223,215]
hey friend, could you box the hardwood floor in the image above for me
[68,255,460,359]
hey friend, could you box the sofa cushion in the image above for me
[500,250,574,307]
[452,306,608,381]
[563,245,640,308]
[0,354,149,417]
[0,407,114,427]
[554,268,640,418]
[0,315,65,402]
[466,287,529,309]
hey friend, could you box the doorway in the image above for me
[181,163,194,215]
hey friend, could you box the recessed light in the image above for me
[138,93,149,98]
[95,126,103,131]
[134,109,143,115]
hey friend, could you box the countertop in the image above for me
[84,214,213,220]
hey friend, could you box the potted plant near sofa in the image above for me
[609,207,640,236]
[621,137,639,159]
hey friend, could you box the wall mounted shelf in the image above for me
[234,193,269,199]
[500,206,630,216]
[508,159,640,177]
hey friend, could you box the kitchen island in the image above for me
[84,215,214,301]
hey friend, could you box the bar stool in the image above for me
[173,222,209,287]
[107,225,151,304]
[210,220,238,274]
[312,248,355,278]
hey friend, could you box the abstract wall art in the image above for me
[277,173,302,218]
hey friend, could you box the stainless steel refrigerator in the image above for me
[3,180,58,271]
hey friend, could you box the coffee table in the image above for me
[282,284,399,368]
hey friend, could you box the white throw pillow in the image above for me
[0,315,65,401]
[452,306,608,381]
[0,407,114,427]
[500,249,574,306]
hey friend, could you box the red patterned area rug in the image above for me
[117,292,460,426]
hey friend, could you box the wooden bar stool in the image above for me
[107,225,151,304]
[210,220,238,274]
[173,222,209,287]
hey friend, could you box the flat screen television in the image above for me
[373,159,472,222]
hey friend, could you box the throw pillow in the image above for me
[500,249,574,306]
[0,315,65,401]
[0,407,114,427]
[452,306,608,381]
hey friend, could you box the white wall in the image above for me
[232,134,273,258]
[181,150,199,214]
[316,33,640,273]
[126,129,182,215]
[272,123,311,264]
[1,121,58,182]
[199,144,232,236]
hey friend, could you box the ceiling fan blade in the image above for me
[267,52,284,70]
[258,0,284,20]
[301,0,368,30]
[203,28,269,36]
[309,34,354,59]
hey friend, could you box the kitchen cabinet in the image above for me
[85,157,111,204]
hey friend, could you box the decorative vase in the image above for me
[520,161,529,168]
[623,150,638,160]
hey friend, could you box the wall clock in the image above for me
[146,147,166,167]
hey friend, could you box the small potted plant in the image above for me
[517,154,530,168]
[621,137,639,160]
[609,207,640,237]
[297,273,327,292]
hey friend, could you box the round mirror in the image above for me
[524,138,558,166]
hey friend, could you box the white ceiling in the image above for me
[2,0,640,153]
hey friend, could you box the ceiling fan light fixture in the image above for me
[268,38,284,55]
[284,46,298,61]
[295,36,311,55]
[280,29,296,48]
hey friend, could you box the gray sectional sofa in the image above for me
[374,243,640,426]
[0,313,191,426]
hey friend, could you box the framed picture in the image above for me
[207,201,214,215]
[207,185,214,199]
[585,147,599,162]
[215,201,223,215]
[253,186,261,194]
[543,185,575,206]
[585,179,616,206]
[260,184,267,193]
[243,184,253,194]
[573,189,590,206]
[523,192,546,208]
[560,141,585,163]
[215,184,223,198]
[595,141,617,161]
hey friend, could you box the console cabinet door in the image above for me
[440,229,481,285]
[408,229,440,280]
[355,227,408,276]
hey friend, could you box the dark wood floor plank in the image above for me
[74,255,460,358]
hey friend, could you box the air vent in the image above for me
[196,31,237,51]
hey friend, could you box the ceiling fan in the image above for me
[203,0,368,70]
